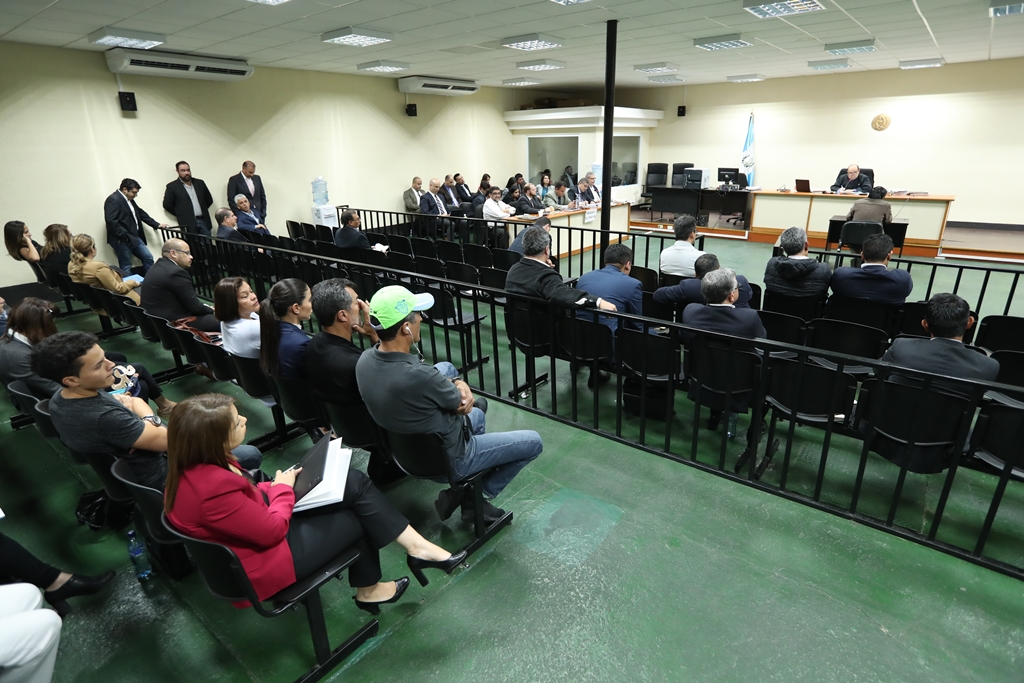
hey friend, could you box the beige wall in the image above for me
[0,42,524,287]
[616,57,1024,228]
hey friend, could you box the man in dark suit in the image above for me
[140,238,219,331]
[830,164,873,194]
[162,161,214,237]
[681,268,766,340]
[515,184,547,216]
[830,233,913,305]
[419,178,454,240]
[441,175,471,218]
[214,208,247,243]
[654,253,754,309]
[103,178,166,274]
[334,211,371,250]
[575,244,642,336]
[227,160,267,219]
[881,293,999,395]
[454,173,474,204]
[568,178,594,206]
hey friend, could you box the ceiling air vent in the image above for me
[106,48,254,81]
[397,76,480,97]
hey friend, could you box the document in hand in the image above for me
[292,437,353,512]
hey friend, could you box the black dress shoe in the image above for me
[44,570,116,617]
[407,550,468,587]
[707,412,721,431]
[460,500,505,525]
[353,576,410,615]
[586,370,611,389]
[434,487,465,521]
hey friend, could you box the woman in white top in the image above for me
[214,277,261,358]
[483,186,516,250]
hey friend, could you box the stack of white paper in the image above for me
[293,441,353,512]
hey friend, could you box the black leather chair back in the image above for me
[763,291,826,322]
[492,249,521,271]
[646,163,669,187]
[671,163,694,187]
[629,265,659,293]
[976,315,1024,353]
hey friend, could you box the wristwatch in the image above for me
[141,414,163,428]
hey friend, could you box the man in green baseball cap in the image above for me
[356,286,544,527]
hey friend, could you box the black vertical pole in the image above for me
[600,19,617,256]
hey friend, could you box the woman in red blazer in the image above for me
[164,393,466,613]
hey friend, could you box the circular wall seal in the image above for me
[872,113,891,131]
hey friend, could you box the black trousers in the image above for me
[287,469,408,588]
[0,532,61,589]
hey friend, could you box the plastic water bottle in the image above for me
[726,413,739,439]
[127,530,152,581]
[311,176,329,206]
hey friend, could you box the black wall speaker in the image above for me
[677,105,686,117]
[119,91,138,112]
[406,103,417,117]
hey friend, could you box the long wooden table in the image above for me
[508,202,631,258]
[749,191,954,249]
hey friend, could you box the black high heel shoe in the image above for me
[353,577,410,615]
[44,570,116,617]
[407,550,468,587]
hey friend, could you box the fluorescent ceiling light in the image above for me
[245,0,293,4]
[321,27,392,46]
[649,75,685,84]
[990,2,1024,17]
[899,58,944,69]
[825,39,876,54]
[727,74,767,82]
[743,0,825,18]
[501,33,562,50]
[634,62,678,74]
[88,27,165,50]
[549,0,592,4]
[517,59,566,71]
[357,60,409,73]
[504,77,542,86]
[694,34,751,50]
[808,58,850,70]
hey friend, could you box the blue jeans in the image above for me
[112,236,154,274]
[232,445,263,471]
[435,361,458,379]
[450,408,543,499]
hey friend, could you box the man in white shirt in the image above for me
[659,215,705,277]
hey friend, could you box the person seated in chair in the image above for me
[681,268,765,341]
[763,227,833,297]
[163,393,466,611]
[830,233,912,306]
[515,183,547,216]
[506,227,615,312]
[68,233,141,304]
[233,195,270,236]
[659,215,705,278]
[403,177,423,214]
[140,238,220,331]
[333,211,371,251]
[259,279,312,380]
[846,186,892,224]
[215,208,248,243]
[831,164,872,194]
[356,286,544,526]
[880,293,998,395]
[575,244,643,335]
[33,331,262,490]
[543,181,575,211]
[655,253,754,309]
[418,178,454,240]
[215,277,261,359]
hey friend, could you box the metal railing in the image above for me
[157,227,1024,584]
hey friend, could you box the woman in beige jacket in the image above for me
[68,234,141,304]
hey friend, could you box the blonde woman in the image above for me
[68,234,141,304]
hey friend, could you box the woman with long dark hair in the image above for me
[258,278,311,378]
[164,393,465,612]
[38,223,73,275]
[215,277,261,359]
[4,220,40,263]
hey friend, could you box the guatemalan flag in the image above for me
[741,113,755,186]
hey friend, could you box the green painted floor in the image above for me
[3,238,1024,682]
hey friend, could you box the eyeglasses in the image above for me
[174,249,192,256]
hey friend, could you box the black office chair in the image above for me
[31,398,60,441]
[804,318,889,376]
[410,237,438,260]
[629,265,659,293]
[300,222,317,241]
[618,327,681,422]
[660,273,687,288]
[894,301,929,338]
[388,234,412,255]
[285,220,303,240]
[192,339,235,382]
[622,162,638,185]
[167,325,208,368]
[824,295,899,336]
[558,315,615,391]
[762,291,826,322]
[991,350,1024,389]
[436,241,463,264]
[641,163,669,209]
[492,249,521,271]
[315,224,334,243]
[642,291,675,323]
[976,315,1024,353]
[6,380,37,418]
[122,302,160,344]
[747,282,762,310]
[504,298,557,399]
[757,310,806,354]
[967,402,1024,481]
[228,354,298,451]
[670,163,694,188]
[161,514,378,682]
[463,243,493,269]
[271,374,328,432]
[445,262,480,288]
[838,221,882,256]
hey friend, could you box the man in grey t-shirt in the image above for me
[356,286,544,526]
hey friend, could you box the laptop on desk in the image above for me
[794,179,811,193]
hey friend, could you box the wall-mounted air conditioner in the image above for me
[397,76,480,97]
[105,48,254,81]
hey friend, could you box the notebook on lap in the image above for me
[291,437,353,511]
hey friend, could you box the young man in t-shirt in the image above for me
[33,331,261,489]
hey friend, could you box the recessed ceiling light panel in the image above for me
[825,39,876,55]
[501,33,563,50]
[989,2,1024,18]
[808,58,850,70]
[357,60,409,73]
[899,58,944,69]
[504,77,543,86]
[743,0,826,18]
[321,27,393,46]
[649,75,685,84]
[694,34,751,50]
[634,62,678,74]
[727,74,767,82]
[89,27,165,50]
[517,59,566,71]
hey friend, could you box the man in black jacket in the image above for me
[453,173,474,204]
[655,253,754,309]
[214,208,247,243]
[515,184,547,216]
[764,227,832,297]
[830,164,873,194]
[103,178,167,274]
[226,160,267,219]
[506,227,616,312]
[162,161,214,236]
[139,238,219,331]
[333,211,371,250]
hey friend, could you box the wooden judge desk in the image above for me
[748,191,954,251]
[508,202,631,258]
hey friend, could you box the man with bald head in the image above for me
[830,164,872,194]
[227,160,267,219]
[403,176,423,213]
[419,177,454,239]
[139,238,220,331]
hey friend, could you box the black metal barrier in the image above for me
[157,227,1024,584]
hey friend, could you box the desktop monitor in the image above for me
[718,167,740,183]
